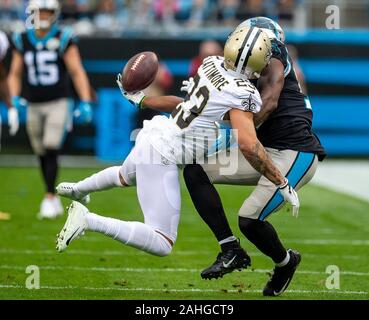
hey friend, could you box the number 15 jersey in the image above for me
[12,25,75,103]
[141,55,262,165]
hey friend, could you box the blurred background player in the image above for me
[8,0,94,219]
[0,30,19,147]
[189,39,223,77]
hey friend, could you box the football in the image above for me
[121,51,159,92]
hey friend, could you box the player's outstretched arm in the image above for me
[254,58,284,127]
[230,108,300,216]
[141,95,183,113]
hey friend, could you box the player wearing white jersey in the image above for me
[0,31,19,145]
[55,27,299,259]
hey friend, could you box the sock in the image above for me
[239,217,287,264]
[74,166,123,196]
[183,164,234,242]
[43,149,58,194]
[219,236,240,252]
[86,212,172,257]
[276,251,290,267]
[39,155,47,185]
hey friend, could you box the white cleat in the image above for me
[56,182,90,205]
[56,201,88,253]
[38,197,60,220]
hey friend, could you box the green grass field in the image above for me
[0,167,368,300]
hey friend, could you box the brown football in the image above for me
[121,51,159,92]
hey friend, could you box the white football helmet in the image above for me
[28,0,60,29]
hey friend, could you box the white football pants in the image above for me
[74,134,181,256]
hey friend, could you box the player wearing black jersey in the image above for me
[182,17,326,296]
[0,30,19,145]
[8,0,94,219]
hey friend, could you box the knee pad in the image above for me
[183,164,210,186]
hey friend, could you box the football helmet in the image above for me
[224,26,272,79]
[28,0,60,29]
[237,17,285,43]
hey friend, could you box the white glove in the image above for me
[278,178,300,217]
[116,73,146,108]
[123,91,146,108]
[180,77,194,93]
[8,107,19,136]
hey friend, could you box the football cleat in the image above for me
[38,197,62,220]
[263,249,301,297]
[56,182,90,205]
[56,201,88,252]
[201,247,251,280]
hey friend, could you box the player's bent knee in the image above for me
[238,216,263,239]
[152,233,174,257]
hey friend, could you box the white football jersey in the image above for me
[141,55,262,165]
[0,31,9,61]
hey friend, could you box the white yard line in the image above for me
[0,248,367,260]
[24,235,369,246]
[1,265,368,277]
[312,160,369,202]
[0,284,367,295]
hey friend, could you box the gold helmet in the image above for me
[224,26,272,79]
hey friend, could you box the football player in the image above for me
[8,0,94,219]
[181,17,326,296]
[55,27,299,261]
[0,30,19,145]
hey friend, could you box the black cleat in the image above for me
[201,247,251,280]
[263,249,301,297]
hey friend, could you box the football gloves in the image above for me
[74,101,93,124]
[278,178,300,217]
[180,77,194,94]
[11,96,28,109]
[8,107,19,136]
[116,73,146,108]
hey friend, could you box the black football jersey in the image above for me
[256,39,326,160]
[12,25,75,103]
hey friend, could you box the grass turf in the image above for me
[0,167,368,300]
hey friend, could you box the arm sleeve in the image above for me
[11,32,23,54]
[59,27,78,55]
[271,39,292,77]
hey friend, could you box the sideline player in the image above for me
[8,0,94,219]
[0,30,19,145]
[182,17,326,296]
[55,27,299,260]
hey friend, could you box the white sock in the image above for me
[74,166,122,196]
[276,250,290,267]
[219,236,237,246]
[86,212,172,257]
